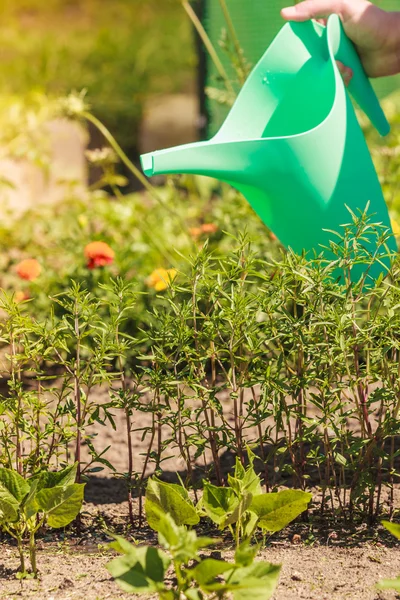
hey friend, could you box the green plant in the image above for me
[0,462,84,577]
[107,509,281,599]
[200,449,311,546]
[144,450,311,549]
[376,521,400,591]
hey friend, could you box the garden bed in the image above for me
[2,390,400,600]
[2,486,400,600]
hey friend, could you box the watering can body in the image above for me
[141,16,395,283]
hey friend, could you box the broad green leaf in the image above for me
[145,478,199,530]
[0,468,29,502]
[377,577,400,591]
[224,493,253,527]
[382,520,400,540]
[184,589,203,600]
[22,479,39,520]
[174,529,217,563]
[194,558,235,586]
[250,490,311,533]
[106,545,170,593]
[230,562,281,600]
[0,484,19,522]
[202,482,239,526]
[154,475,191,502]
[109,535,139,555]
[242,467,263,497]
[200,561,281,598]
[235,540,260,567]
[30,463,78,492]
[156,510,180,548]
[36,483,85,528]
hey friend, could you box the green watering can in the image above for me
[141,15,396,283]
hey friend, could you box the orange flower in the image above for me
[146,268,177,292]
[189,227,202,238]
[201,223,218,234]
[84,241,115,269]
[190,223,218,238]
[16,259,41,281]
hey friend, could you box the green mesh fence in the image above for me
[200,0,400,138]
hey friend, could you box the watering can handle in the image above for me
[327,14,390,136]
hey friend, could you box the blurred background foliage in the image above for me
[0,0,195,155]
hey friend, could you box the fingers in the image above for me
[336,61,353,86]
[281,0,344,21]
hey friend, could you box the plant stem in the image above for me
[81,111,192,242]
[182,1,234,95]
[29,530,37,577]
[218,0,247,84]
[17,536,25,574]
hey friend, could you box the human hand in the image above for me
[281,0,400,78]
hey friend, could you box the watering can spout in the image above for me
[141,153,155,178]
[140,140,249,184]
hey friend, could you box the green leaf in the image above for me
[36,483,85,528]
[242,510,259,541]
[145,477,199,531]
[234,457,246,480]
[184,588,203,600]
[0,485,19,522]
[22,479,39,521]
[0,468,29,523]
[106,544,170,594]
[30,463,78,492]
[0,468,29,502]
[235,540,260,567]
[109,535,139,555]
[230,562,281,600]
[377,577,400,591]
[250,490,311,533]
[156,510,180,548]
[242,467,263,497]
[202,482,239,527]
[199,561,281,598]
[193,558,235,586]
[382,520,400,540]
[224,493,253,527]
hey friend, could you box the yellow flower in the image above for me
[391,218,400,237]
[146,268,177,292]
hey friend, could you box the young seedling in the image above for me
[0,463,85,577]
[200,448,312,546]
[107,508,281,599]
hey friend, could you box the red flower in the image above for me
[16,259,41,281]
[84,241,115,269]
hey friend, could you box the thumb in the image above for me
[281,0,346,21]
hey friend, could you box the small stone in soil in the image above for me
[292,534,302,544]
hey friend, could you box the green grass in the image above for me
[0,0,195,153]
